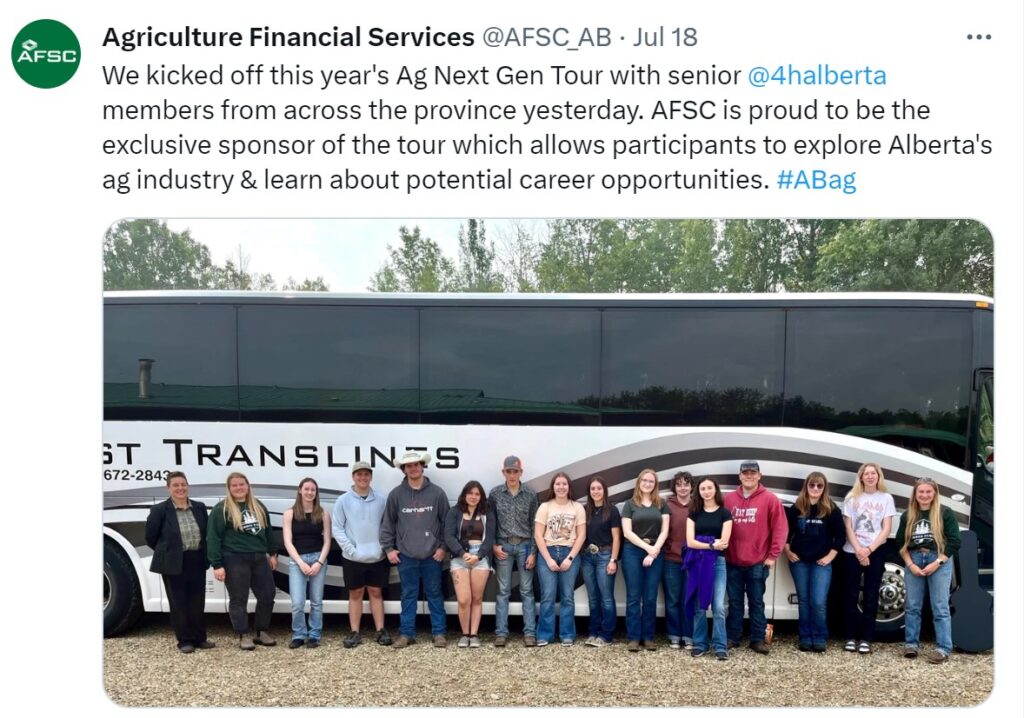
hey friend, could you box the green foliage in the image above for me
[103,219,215,290]
[456,219,502,291]
[369,226,457,292]
[103,219,330,292]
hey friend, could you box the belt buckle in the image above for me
[642,538,653,545]
[507,537,524,545]
[587,544,600,554]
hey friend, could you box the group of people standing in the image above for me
[143,455,959,663]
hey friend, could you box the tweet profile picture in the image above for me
[12,19,80,88]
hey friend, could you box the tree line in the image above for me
[102,218,992,296]
[370,218,992,295]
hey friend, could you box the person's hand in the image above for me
[432,547,446,562]
[213,567,226,582]
[493,545,508,561]
[817,555,834,567]
[525,553,536,570]
[546,557,559,572]
[268,555,278,571]
[387,550,401,565]
[855,545,870,561]
[763,558,776,570]
[307,561,322,576]
[606,560,617,576]
[642,554,654,568]
[465,553,479,566]
[784,548,800,563]
[559,556,573,571]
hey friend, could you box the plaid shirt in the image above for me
[175,504,202,551]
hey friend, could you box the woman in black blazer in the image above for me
[145,471,215,653]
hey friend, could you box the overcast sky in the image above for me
[164,218,525,292]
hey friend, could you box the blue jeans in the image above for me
[580,549,617,641]
[536,545,580,642]
[288,551,326,640]
[621,543,664,642]
[396,553,446,638]
[904,550,953,655]
[662,560,694,642]
[494,540,537,637]
[726,562,770,644]
[789,560,832,648]
[692,555,727,653]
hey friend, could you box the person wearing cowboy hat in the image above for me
[380,450,451,648]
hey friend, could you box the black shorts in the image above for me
[342,557,391,589]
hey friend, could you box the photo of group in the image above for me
[101,218,994,707]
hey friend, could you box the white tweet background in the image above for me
[0,1,1020,714]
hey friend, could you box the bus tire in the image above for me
[871,545,907,640]
[104,539,143,637]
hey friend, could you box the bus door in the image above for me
[970,370,993,588]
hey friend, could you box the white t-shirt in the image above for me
[842,491,897,552]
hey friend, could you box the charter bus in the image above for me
[103,291,994,638]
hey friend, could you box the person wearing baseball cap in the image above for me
[489,455,539,647]
[380,450,450,648]
[723,460,787,655]
[331,461,392,648]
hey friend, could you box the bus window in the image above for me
[784,309,972,465]
[104,304,238,420]
[600,309,785,426]
[237,305,419,422]
[420,308,601,425]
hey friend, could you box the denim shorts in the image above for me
[450,545,491,571]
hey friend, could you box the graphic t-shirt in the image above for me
[535,501,586,547]
[906,516,938,551]
[842,492,897,552]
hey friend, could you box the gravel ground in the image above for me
[104,614,993,707]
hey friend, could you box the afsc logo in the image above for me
[12,19,80,88]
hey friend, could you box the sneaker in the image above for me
[644,640,657,651]
[536,639,549,647]
[239,634,255,651]
[749,641,770,655]
[375,629,393,646]
[844,640,857,652]
[691,648,707,658]
[523,635,537,647]
[178,644,195,654]
[590,637,608,648]
[432,634,447,648]
[494,635,508,647]
[289,638,305,649]
[858,641,871,655]
[798,643,812,652]
[307,638,320,649]
[716,651,729,661]
[392,635,415,649]
[561,638,574,647]
[195,640,217,650]
[469,636,481,648]
[926,651,948,664]
[584,635,598,647]
[682,638,694,649]
[627,640,640,652]
[343,631,362,648]
[253,631,276,647]
[669,638,681,649]
[457,635,471,648]
[904,647,919,659]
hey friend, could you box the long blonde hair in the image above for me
[794,471,834,518]
[900,477,945,555]
[631,468,664,509]
[223,472,268,531]
[846,462,890,500]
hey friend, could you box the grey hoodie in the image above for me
[331,485,386,563]
[380,476,450,560]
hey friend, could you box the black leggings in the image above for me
[223,551,276,634]
[843,550,886,641]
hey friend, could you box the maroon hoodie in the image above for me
[723,483,787,567]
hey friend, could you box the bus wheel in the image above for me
[104,539,143,637]
[871,558,907,639]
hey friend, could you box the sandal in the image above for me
[844,640,857,652]
[858,641,871,654]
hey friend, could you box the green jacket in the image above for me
[895,504,962,556]
[207,499,278,569]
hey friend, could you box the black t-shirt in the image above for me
[586,505,622,546]
[690,505,732,540]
